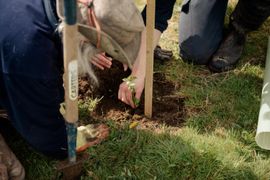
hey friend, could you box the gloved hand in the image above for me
[0,134,25,180]
[154,45,173,63]
[76,124,109,152]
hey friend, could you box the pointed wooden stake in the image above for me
[144,0,155,118]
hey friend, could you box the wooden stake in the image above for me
[144,0,155,118]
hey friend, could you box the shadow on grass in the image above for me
[0,120,261,179]
[241,20,270,68]
[82,124,259,179]
[183,68,270,157]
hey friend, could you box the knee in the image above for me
[179,48,210,65]
[179,40,213,65]
[26,125,68,159]
[33,142,67,159]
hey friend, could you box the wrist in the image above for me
[131,65,145,78]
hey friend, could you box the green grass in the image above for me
[81,126,270,179]
[7,1,270,179]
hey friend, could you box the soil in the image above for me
[79,61,186,128]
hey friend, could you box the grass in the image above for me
[7,0,270,179]
[81,127,268,179]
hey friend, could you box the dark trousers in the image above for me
[179,0,270,65]
[0,0,67,159]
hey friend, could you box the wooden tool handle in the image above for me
[63,0,78,124]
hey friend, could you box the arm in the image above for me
[118,28,162,108]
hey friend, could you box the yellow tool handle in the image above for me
[63,23,78,123]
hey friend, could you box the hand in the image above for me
[118,75,144,108]
[118,28,160,108]
[91,52,112,70]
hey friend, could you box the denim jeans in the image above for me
[179,0,270,65]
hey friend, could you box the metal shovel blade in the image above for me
[55,153,88,180]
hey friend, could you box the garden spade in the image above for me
[56,1,109,178]
[56,0,84,179]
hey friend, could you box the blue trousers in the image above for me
[179,0,270,65]
[179,0,229,65]
[0,0,67,158]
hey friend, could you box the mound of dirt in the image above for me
[79,61,186,127]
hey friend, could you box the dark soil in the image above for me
[79,61,186,127]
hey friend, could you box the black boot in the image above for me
[209,0,270,73]
[208,22,247,73]
[154,45,173,64]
